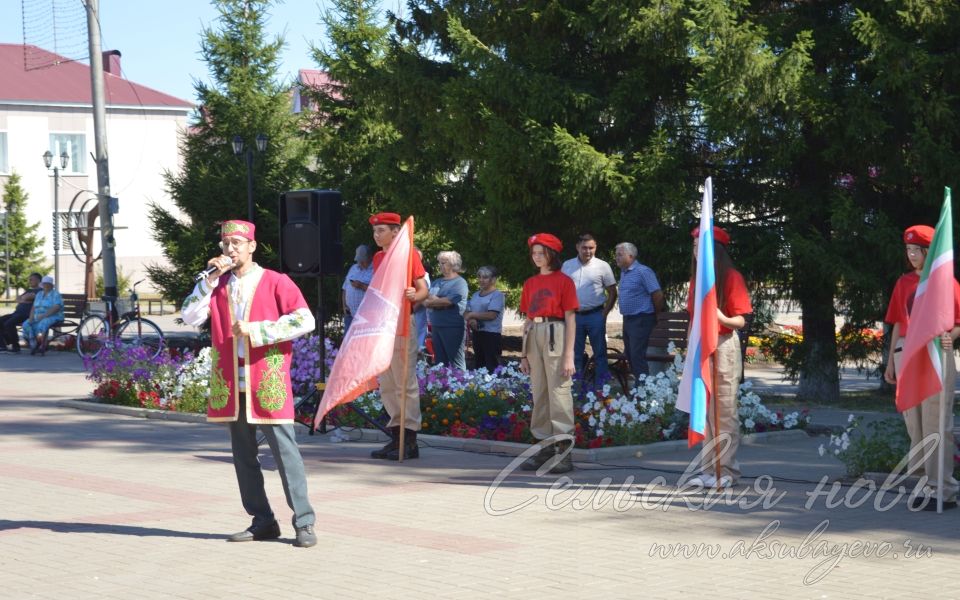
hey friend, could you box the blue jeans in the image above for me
[432,325,466,370]
[414,307,428,350]
[573,309,608,382]
[343,312,354,334]
[622,312,657,381]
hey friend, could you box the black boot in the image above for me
[371,426,400,459]
[521,441,555,471]
[546,440,574,474]
[386,429,419,460]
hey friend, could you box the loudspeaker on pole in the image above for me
[278,189,343,276]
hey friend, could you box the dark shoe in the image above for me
[227,520,281,542]
[0,346,8,353]
[29,344,40,356]
[545,441,574,475]
[386,429,419,461]
[371,426,400,459]
[911,494,958,511]
[521,442,555,471]
[294,525,317,548]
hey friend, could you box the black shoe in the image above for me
[544,441,574,474]
[9,346,20,353]
[294,525,317,548]
[29,345,40,356]
[521,442,555,471]
[227,520,281,542]
[386,429,419,461]
[912,496,958,511]
[371,426,400,459]
[0,346,8,353]
[386,443,419,461]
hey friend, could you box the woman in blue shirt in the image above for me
[424,251,468,370]
[23,275,64,355]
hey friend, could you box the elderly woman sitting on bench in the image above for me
[22,275,64,356]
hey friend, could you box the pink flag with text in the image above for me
[313,217,414,427]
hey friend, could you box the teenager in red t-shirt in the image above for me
[883,225,960,509]
[518,233,578,474]
[686,226,752,489]
[368,212,429,461]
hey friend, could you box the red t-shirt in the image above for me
[687,268,752,335]
[884,271,960,337]
[520,271,579,318]
[372,249,427,281]
[372,248,427,314]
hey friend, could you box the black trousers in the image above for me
[471,330,502,372]
[0,312,28,348]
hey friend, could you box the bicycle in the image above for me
[76,279,165,360]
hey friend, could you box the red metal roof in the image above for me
[0,44,192,109]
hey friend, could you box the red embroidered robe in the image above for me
[207,269,308,424]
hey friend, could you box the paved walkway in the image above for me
[2,350,958,599]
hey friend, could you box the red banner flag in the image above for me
[313,217,414,426]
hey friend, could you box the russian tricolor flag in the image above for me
[677,177,719,447]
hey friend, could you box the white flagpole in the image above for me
[936,346,947,513]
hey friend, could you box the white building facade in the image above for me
[0,44,192,296]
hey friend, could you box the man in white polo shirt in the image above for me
[561,233,618,385]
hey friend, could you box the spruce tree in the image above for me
[147,0,311,303]
[1,172,49,292]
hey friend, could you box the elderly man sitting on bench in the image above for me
[0,273,42,353]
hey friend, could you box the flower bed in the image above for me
[85,335,810,449]
[328,353,810,449]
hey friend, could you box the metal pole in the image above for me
[246,148,255,223]
[53,166,60,287]
[84,0,119,301]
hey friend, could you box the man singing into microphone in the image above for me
[181,219,318,548]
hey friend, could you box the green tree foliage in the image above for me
[312,1,705,287]
[147,0,312,303]
[1,172,49,292]
[307,0,402,260]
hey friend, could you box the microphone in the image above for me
[195,257,234,282]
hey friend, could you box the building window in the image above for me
[49,133,86,174]
[0,132,8,174]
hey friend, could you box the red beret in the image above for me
[904,225,934,247]
[527,233,563,253]
[221,220,256,241]
[691,225,730,246]
[369,212,402,226]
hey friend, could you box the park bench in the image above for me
[585,311,689,389]
[39,293,88,353]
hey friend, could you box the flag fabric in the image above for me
[313,217,415,427]
[896,189,955,413]
[677,177,719,447]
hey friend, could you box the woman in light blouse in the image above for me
[22,275,64,355]
[464,266,505,372]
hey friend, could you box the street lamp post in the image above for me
[231,134,268,224]
[42,150,70,286]
[2,209,8,298]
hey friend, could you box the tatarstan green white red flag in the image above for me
[896,188,954,413]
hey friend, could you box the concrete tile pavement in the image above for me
[1,350,959,599]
